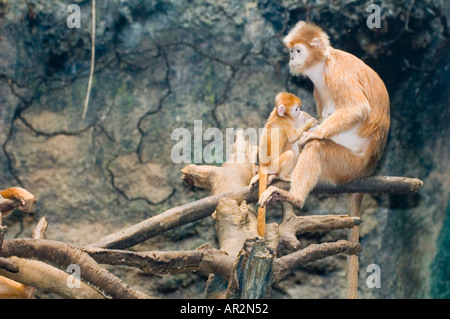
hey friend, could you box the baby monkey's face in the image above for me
[290,104,302,118]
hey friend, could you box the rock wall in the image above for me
[0,0,448,298]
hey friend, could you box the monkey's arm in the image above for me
[313,88,324,120]
[313,72,371,139]
[286,118,318,143]
[285,126,300,143]
[320,103,369,137]
[299,99,370,146]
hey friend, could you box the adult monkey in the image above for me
[258,21,390,208]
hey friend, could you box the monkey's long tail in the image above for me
[257,167,268,237]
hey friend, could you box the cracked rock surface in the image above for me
[0,0,448,298]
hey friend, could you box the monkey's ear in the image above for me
[277,105,286,117]
[311,38,325,50]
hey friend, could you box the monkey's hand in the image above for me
[258,186,303,208]
[298,129,323,148]
[306,118,318,129]
[0,187,36,214]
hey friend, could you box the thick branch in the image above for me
[214,198,258,258]
[82,244,234,278]
[0,257,104,299]
[226,225,278,299]
[273,240,362,283]
[279,203,361,250]
[310,176,423,194]
[0,238,151,299]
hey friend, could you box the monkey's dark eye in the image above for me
[296,49,301,53]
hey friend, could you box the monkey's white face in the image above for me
[289,44,309,74]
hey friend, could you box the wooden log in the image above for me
[203,134,259,299]
[226,224,278,299]
[273,240,362,283]
[310,176,423,194]
[82,244,234,278]
[279,213,361,251]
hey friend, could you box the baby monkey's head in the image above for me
[275,92,302,119]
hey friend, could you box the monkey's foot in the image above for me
[249,175,260,192]
[258,186,303,208]
[277,174,291,182]
[249,174,279,192]
[267,174,280,185]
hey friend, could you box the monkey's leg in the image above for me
[250,151,293,191]
[258,144,320,208]
[277,150,296,181]
[258,185,300,208]
[249,174,260,191]
[251,174,282,193]
[292,139,366,203]
[287,140,323,207]
[260,140,366,208]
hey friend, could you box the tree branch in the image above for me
[273,240,362,283]
[82,244,234,278]
[213,198,258,258]
[279,202,361,250]
[32,217,48,240]
[226,225,278,299]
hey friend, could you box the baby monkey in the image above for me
[252,92,317,236]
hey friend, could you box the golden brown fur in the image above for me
[259,22,390,208]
